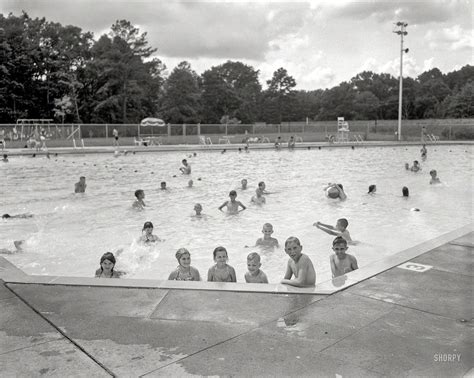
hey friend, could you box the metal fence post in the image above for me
[167,123,171,137]
[105,124,108,139]
[197,123,201,136]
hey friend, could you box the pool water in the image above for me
[1,145,472,283]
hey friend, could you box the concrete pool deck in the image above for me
[0,226,472,377]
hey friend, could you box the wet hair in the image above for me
[262,222,273,230]
[229,190,237,196]
[135,189,144,198]
[213,246,228,259]
[100,252,116,265]
[429,169,437,175]
[337,184,344,190]
[285,236,301,248]
[161,181,166,186]
[80,176,85,180]
[332,236,348,246]
[368,184,376,194]
[175,248,190,263]
[247,252,261,262]
[182,159,187,163]
[3,154,7,159]
[194,203,202,209]
[337,218,348,228]
[258,181,265,187]
[2,214,11,219]
[402,186,409,197]
[142,221,154,230]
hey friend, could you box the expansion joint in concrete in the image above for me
[4,283,116,377]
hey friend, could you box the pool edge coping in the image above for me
[1,222,472,295]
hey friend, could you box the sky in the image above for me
[1,0,472,90]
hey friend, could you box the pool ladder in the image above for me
[72,138,85,149]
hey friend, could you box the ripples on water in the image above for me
[1,145,472,283]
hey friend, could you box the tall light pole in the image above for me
[394,22,408,141]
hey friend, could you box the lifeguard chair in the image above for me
[336,117,349,143]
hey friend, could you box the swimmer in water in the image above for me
[2,213,33,219]
[0,240,24,254]
[207,246,237,282]
[2,154,8,162]
[420,144,427,159]
[168,248,201,281]
[411,160,422,172]
[179,159,191,174]
[324,183,347,201]
[160,181,168,190]
[251,188,266,205]
[132,189,146,209]
[241,178,248,190]
[429,169,441,184]
[218,190,246,214]
[313,218,353,244]
[368,184,376,194]
[255,223,279,248]
[402,186,409,197]
[74,176,86,193]
[138,221,161,244]
[193,203,203,217]
[95,252,123,278]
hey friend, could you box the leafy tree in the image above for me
[261,67,297,123]
[443,81,474,118]
[316,82,356,120]
[353,91,380,119]
[201,61,261,123]
[161,61,202,123]
[83,20,164,123]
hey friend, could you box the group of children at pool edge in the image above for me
[94,154,363,287]
[95,144,441,286]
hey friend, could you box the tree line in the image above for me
[1,13,472,125]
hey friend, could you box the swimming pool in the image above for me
[1,145,472,283]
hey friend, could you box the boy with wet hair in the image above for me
[218,190,246,214]
[132,189,146,209]
[330,236,358,278]
[281,237,316,287]
[313,218,352,244]
[74,176,86,193]
[245,252,268,283]
[429,169,441,184]
[255,223,279,248]
[179,159,191,174]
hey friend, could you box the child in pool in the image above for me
[193,203,203,216]
[132,189,146,209]
[168,248,201,281]
[324,183,346,200]
[241,178,248,190]
[251,189,266,205]
[75,176,86,193]
[429,169,441,184]
[402,186,409,197]
[179,159,191,174]
[245,252,268,283]
[255,223,279,248]
[330,236,358,278]
[281,237,316,287]
[368,184,376,194]
[314,218,353,244]
[95,252,122,278]
[207,246,237,282]
[218,190,246,214]
[138,221,161,244]
[411,160,422,172]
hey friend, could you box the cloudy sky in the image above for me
[1,0,472,90]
